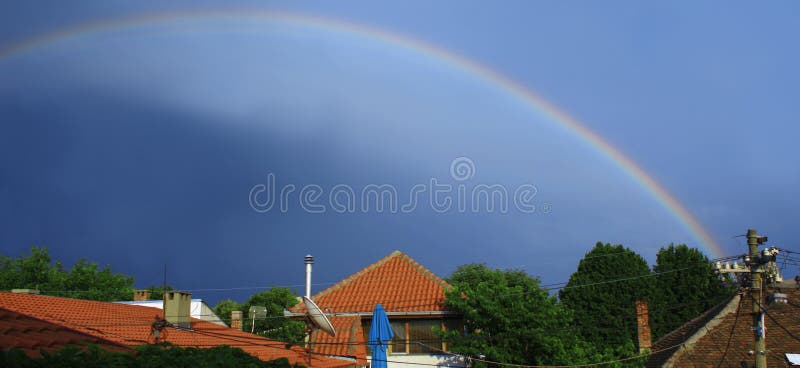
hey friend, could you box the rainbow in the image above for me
[0,9,724,257]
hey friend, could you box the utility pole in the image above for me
[715,229,785,368]
[748,229,767,368]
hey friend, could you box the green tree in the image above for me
[443,264,600,366]
[59,259,135,301]
[650,244,733,338]
[0,247,61,291]
[559,242,653,352]
[141,285,174,300]
[213,299,242,325]
[0,247,134,301]
[240,288,305,343]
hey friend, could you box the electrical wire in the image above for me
[753,296,800,343]
[17,253,745,297]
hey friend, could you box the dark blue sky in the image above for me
[1,1,798,304]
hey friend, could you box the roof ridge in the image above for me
[292,250,450,313]
[394,252,451,290]
[308,250,405,302]
[648,294,740,367]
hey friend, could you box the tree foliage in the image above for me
[213,299,242,325]
[443,264,605,366]
[0,247,134,301]
[141,285,175,301]
[650,244,733,338]
[559,242,653,352]
[214,288,305,344]
[0,343,304,368]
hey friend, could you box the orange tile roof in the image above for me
[0,307,132,357]
[293,251,451,314]
[0,293,353,368]
[291,251,453,363]
[309,316,367,364]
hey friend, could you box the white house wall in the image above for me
[367,354,467,368]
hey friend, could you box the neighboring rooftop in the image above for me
[0,307,132,357]
[0,292,353,367]
[115,298,226,326]
[647,287,800,367]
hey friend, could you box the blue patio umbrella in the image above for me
[368,304,395,368]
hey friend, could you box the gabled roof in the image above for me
[289,251,454,362]
[0,293,352,368]
[647,287,800,367]
[292,251,451,314]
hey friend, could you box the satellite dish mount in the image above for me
[302,296,336,364]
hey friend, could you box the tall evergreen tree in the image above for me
[559,242,653,352]
[650,244,732,338]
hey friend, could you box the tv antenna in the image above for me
[249,306,268,334]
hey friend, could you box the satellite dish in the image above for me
[303,296,336,337]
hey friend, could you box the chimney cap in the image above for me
[305,255,314,264]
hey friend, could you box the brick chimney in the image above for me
[231,310,243,330]
[636,300,652,353]
[165,291,192,329]
[133,290,151,301]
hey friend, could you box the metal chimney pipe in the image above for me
[304,255,314,299]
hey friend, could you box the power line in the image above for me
[15,252,745,297]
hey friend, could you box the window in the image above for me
[390,320,407,354]
[408,319,440,354]
[363,318,462,355]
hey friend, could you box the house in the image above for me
[644,287,800,367]
[0,291,354,367]
[115,290,226,326]
[289,251,466,368]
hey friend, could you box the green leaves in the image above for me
[443,264,592,366]
[446,243,725,366]
[559,242,653,351]
[557,242,733,363]
[1,343,304,368]
[215,288,305,344]
[650,244,733,338]
[0,247,134,301]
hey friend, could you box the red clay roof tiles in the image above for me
[309,316,367,363]
[0,292,352,368]
[293,251,450,314]
[291,251,452,362]
[0,307,132,357]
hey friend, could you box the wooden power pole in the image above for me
[748,229,767,368]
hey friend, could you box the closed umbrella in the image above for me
[368,304,395,368]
